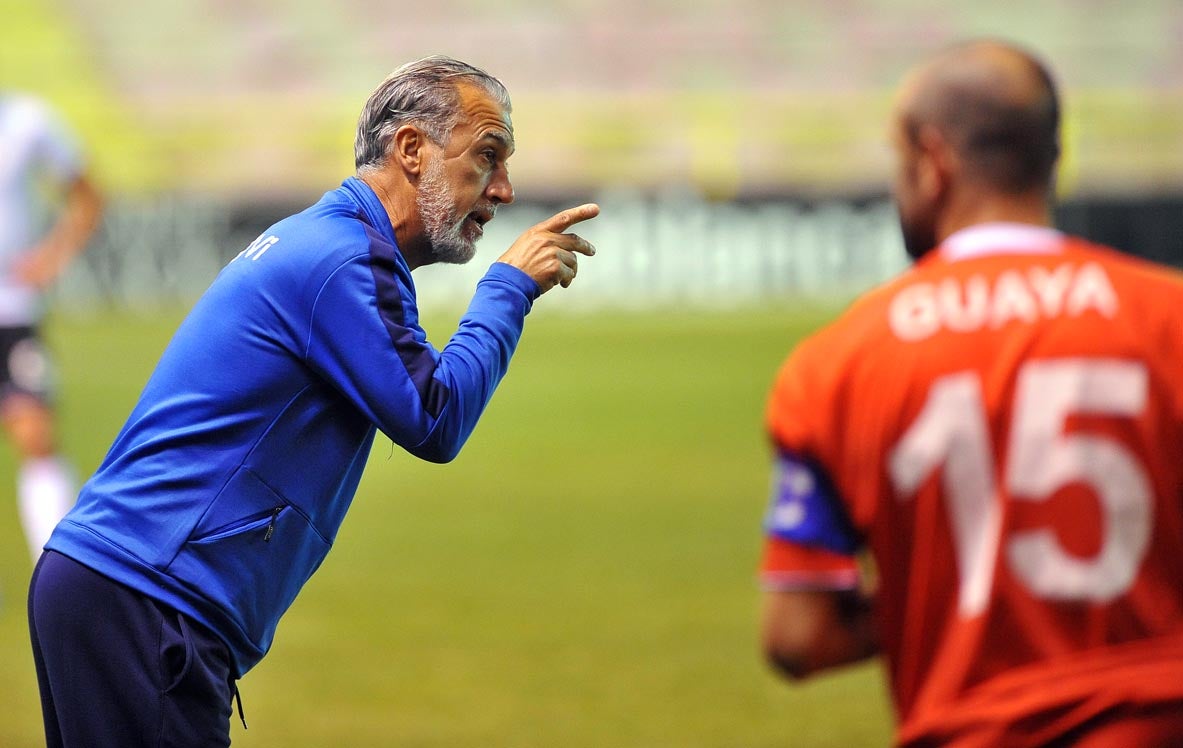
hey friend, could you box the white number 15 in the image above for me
[889,359,1152,618]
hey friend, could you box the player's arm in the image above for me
[758,450,878,680]
[762,583,877,680]
[400,204,597,460]
[15,172,103,288]
[15,102,103,288]
[406,204,599,458]
[305,205,597,462]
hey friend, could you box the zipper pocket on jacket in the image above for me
[192,506,287,544]
[263,507,282,542]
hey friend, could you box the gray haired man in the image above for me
[30,56,598,746]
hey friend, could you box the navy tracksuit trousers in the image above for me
[28,551,237,747]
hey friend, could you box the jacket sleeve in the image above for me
[305,251,540,463]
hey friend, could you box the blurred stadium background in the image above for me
[0,1,1180,746]
[4,0,1181,309]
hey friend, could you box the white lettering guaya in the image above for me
[889,263,1118,342]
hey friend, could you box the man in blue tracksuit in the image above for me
[28,56,598,747]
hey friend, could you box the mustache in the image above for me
[470,204,497,223]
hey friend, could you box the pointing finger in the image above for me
[536,203,600,234]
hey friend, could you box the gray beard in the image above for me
[416,159,477,266]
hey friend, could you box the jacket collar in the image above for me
[341,176,398,249]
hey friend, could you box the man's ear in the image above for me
[913,124,957,206]
[391,125,426,177]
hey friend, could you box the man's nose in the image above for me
[488,171,514,205]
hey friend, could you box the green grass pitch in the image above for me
[0,303,892,747]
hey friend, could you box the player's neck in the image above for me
[938,187,1054,243]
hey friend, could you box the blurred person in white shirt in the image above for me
[0,93,101,562]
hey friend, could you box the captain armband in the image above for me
[763,451,861,556]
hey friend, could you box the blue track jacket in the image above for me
[47,177,540,676]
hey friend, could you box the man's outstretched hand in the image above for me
[498,203,599,294]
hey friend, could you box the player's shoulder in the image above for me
[771,278,903,409]
[791,270,915,367]
[243,185,389,273]
[1069,236,1183,290]
[1046,236,1183,328]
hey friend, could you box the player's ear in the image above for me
[391,125,427,177]
[913,124,952,204]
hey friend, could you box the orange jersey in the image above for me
[761,223,1183,746]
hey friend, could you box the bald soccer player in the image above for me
[758,40,1183,747]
